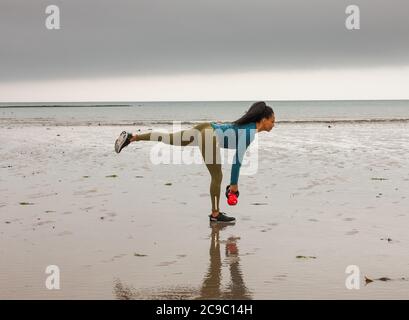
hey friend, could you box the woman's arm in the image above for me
[230,143,248,189]
[230,123,255,192]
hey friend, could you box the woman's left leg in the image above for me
[198,126,236,222]
[197,124,223,215]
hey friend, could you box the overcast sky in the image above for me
[1,0,408,101]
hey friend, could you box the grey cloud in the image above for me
[0,0,408,82]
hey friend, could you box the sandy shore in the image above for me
[1,121,409,299]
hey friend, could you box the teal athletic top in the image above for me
[210,121,257,185]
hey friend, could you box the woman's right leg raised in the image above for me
[133,123,210,146]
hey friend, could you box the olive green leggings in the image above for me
[137,122,222,212]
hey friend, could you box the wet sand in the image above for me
[1,122,409,299]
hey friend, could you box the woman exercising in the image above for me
[114,101,275,223]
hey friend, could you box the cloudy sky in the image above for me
[0,0,408,101]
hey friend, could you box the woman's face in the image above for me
[262,114,275,132]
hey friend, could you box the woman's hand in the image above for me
[226,184,239,206]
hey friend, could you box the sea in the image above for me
[1,100,409,126]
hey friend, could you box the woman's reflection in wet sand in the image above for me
[198,222,251,300]
[113,222,251,299]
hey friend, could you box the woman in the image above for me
[114,101,275,223]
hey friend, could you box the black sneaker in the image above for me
[209,212,236,223]
[115,131,132,153]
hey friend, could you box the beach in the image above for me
[1,106,409,299]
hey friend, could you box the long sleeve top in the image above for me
[210,121,257,185]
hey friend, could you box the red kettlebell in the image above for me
[225,185,240,206]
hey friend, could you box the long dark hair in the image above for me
[232,101,274,126]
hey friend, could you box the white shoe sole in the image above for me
[115,131,129,153]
